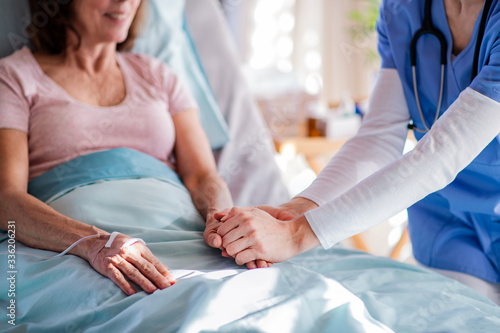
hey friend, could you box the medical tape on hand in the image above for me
[105,232,120,248]
[104,231,146,248]
[0,231,147,260]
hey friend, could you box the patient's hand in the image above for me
[204,210,225,249]
[87,233,176,296]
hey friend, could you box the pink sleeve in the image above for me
[0,71,30,133]
[161,65,199,116]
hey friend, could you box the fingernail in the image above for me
[128,288,136,295]
[221,215,229,222]
[160,280,170,289]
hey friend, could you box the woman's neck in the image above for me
[445,0,485,12]
[444,0,485,55]
[63,32,119,75]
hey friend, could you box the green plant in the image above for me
[348,0,381,65]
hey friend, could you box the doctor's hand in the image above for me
[86,233,176,296]
[213,209,273,269]
[216,207,321,266]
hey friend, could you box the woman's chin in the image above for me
[97,34,129,46]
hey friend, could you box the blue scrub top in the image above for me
[377,0,500,282]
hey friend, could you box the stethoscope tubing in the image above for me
[409,0,492,133]
[411,64,445,133]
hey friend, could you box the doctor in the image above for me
[216,0,500,304]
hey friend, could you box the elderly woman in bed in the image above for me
[0,0,266,296]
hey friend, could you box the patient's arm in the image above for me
[0,129,175,295]
[172,109,233,245]
[172,109,271,269]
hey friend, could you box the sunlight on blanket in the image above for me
[203,270,241,280]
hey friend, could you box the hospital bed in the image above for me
[0,0,499,332]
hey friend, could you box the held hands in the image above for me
[213,198,321,267]
[205,209,273,269]
[214,207,301,265]
[86,233,176,296]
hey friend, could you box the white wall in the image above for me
[220,0,380,106]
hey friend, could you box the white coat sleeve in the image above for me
[297,68,411,206]
[305,87,500,249]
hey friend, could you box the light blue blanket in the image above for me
[1,150,499,332]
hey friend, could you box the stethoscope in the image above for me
[409,0,493,133]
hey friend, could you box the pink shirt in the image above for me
[0,47,198,181]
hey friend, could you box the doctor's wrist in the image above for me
[282,197,319,216]
[290,215,321,255]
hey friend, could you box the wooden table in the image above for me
[274,136,348,174]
